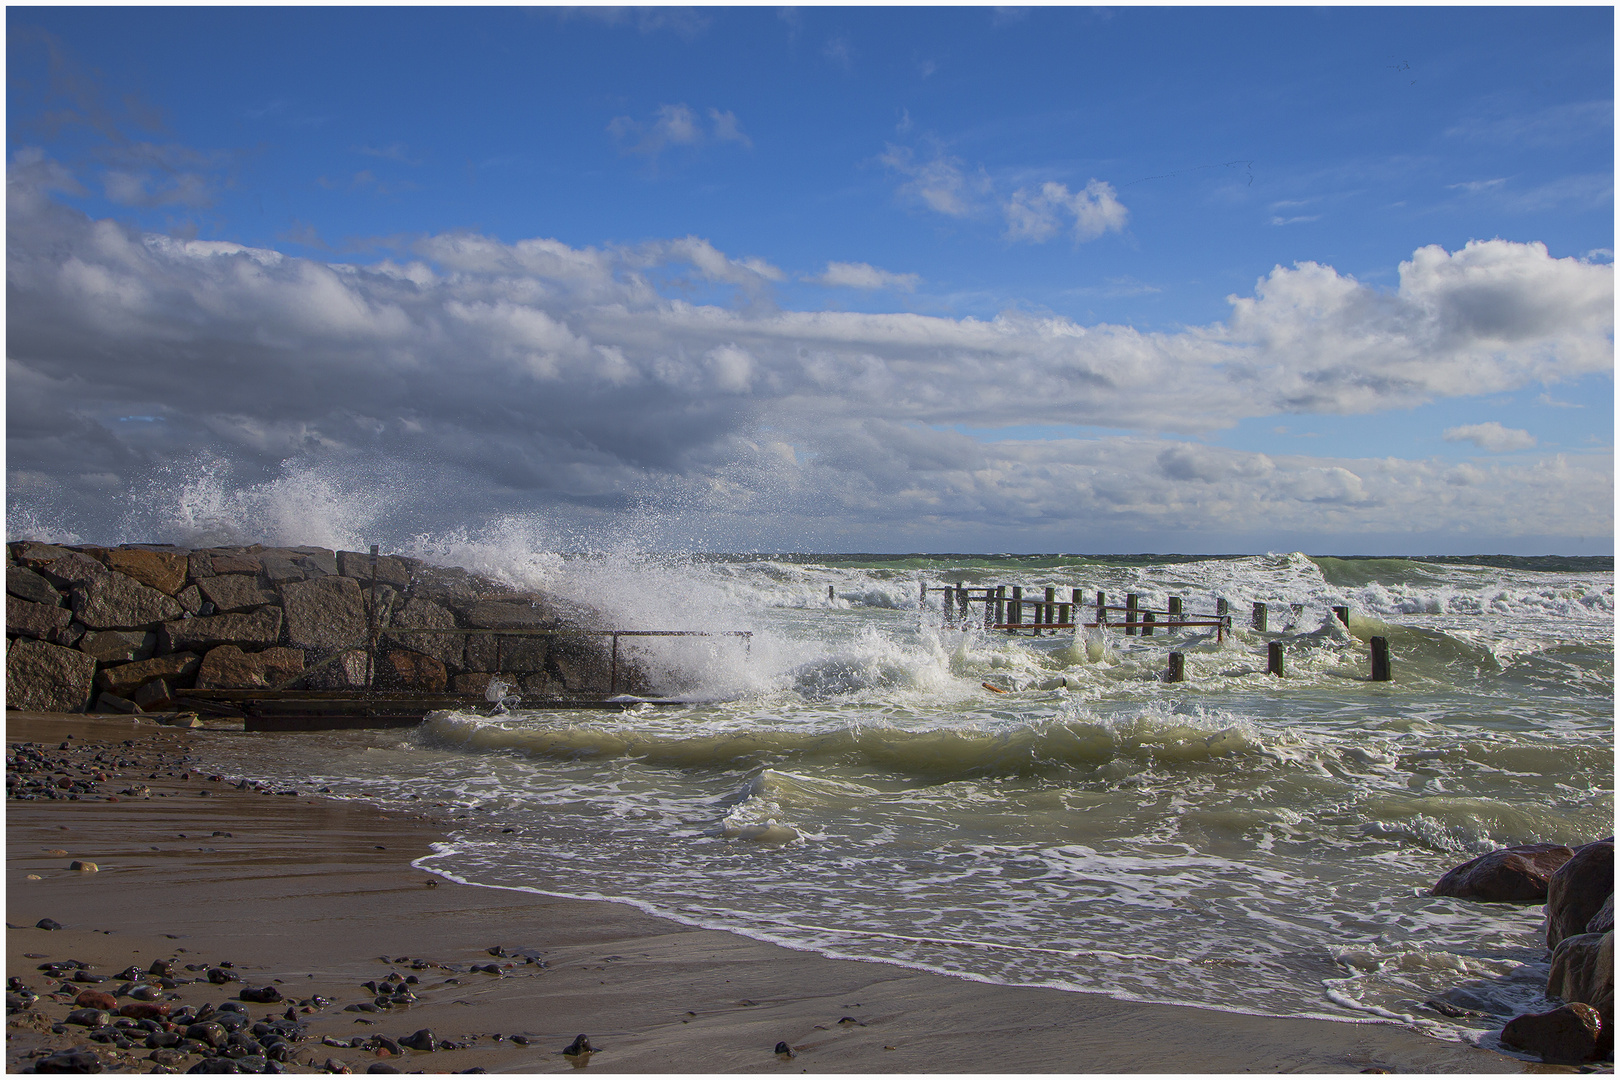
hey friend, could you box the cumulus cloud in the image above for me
[879,144,987,217]
[812,261,920,292]
[6,153,1613,546]
[1443,421,1538,452]
[1004,180,1129,243]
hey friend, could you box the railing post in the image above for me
[996,586,1006,628]
[1252,602,1268,632]
[1125,594,1139,636]
[1142,611,1156,637]
[944,585,955,623]
[957,584,969,628]
[1167,652,1185,683]
[1071,588,1082,634]
[1096,591,1107,628]
[1333,605,1350,627]
[610,633,620,695]
[1011,586,1023,630]
[1267,641,1284,677]
[1168,596,1182,625]
[1370,636,1391,681]
[1044,587,1056,634]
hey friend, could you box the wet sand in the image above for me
[6,712,1531,1074]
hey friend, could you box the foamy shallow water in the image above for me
[194,552,1613,1054]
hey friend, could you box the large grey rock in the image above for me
[1588,895,1613,935]
[99,653,201,697]
[71,572,185,630]
[175,585,205,615]
[98,548,187,595]
[1548,841,1615,948]
[386,597,462,670]
[198,575,276,613]
[8,565,62,606]
[78,630,157,664]
[290,547,338,575]
[8,638,97,712]
[207,554,261,576]
[187,550,216,583]
[1549,931,1612,1025]
[37,551,110,589]
[7,598,74,640]
[195,645,305,690]
[282,577,367,652]
[1430,844,1575,903]
[159,608,283,653]
[259,553,309,585]
[337,550,415,587]
[380,648,447,692]
[301,649,370,690]
[11,542,78,568]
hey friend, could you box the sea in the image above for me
[180,547,1615,1057]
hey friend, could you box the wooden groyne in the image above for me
[922,582,1391,681]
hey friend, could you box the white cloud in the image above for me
[1443,422,1538,452]
[1004,180,1128,243]
[813,261,920,292]
[6,156,1613,547]
[879,144,985,217]
[607,104,750,159]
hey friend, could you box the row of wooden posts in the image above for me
[896,582,1392,682]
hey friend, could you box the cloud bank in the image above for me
[7,151,1613,549]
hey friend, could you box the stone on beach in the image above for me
[1548,931,1614,1056]
[1546,840,1614,948]
[8,639,97,712]
[1501,1002,1605,1064]
[1430,843,1577,903]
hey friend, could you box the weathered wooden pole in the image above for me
[828,585,836,601]
[1125,594,1139,636]
[957,584,969,627]
[1058,600,1071,627]
[983,591,995,630]
[1333,605,1350,627]
[1252,602,1268,631]
[920,581,927,606]
[1167,652,1185,683]
[996,586,1006,628]
[1370,636,1391,681]
[1168,596,1182,625]
[1096,591,1107,628]
[1010,586,1023,630]
[1215,598,1229,617]
[1071,589,1083,634]
[943,585,955,622]
[1142,611,1156,637]
[1267,641,1284,677]
[1044,587,1056,632]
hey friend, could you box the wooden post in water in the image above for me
[1142,611,1156,637]
[1267,641,1284,677]
[828,585,835,602]
[1058,600,1071,627]
[1010,586,1023,631]
[995,586,1006,628]
[1168,596,1182,625]
[1096,591,1107,628]
[957,584,969,628]
[1333,605,1350,627]
[1071,589,1083,634]
[920,581,927,606]
[1044,587,1056,633]
[1216,598,1229,617]
[1252,602,1268,631]
[1125,594,1139,636]
[943,585,955,623]
[984,591,995,630]
[1167,652,1185,683]
[1370,636,1391,681]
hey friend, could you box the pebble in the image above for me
[69,860,98,872]
[400,1028,437,1052]
[36,917,63,930]
[73,990,117,1011]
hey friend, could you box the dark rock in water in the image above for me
[37,917,63,930]
[1547,841,1614,948]
[1548,931,1613,1059]
[240,985,283,1003]
[208,967,241,984]
[400,1029,437,1052]
[1588,895,1614,935]
[34,1047,104,1073]
[774,1041,795,1057]
[562,1034,592,1056]
[1430,843,1575,902]
[8,638,97,712]
[1501,1002,1604,1064]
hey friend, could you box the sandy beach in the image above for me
[6,712,1534,1074]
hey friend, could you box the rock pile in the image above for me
[1431,838,1614,1064]
[7,543,647,713]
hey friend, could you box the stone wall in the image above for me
[6,543,644,713]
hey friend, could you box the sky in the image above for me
[5,6,1614,555]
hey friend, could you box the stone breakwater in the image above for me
[6,542,648,713]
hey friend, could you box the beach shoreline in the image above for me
[6,712,1534,1074]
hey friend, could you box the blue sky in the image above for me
[6,6,1614,553]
